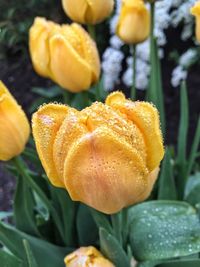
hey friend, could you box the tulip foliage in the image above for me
[0,1,200,267]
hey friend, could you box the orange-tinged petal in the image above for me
[0,81,30,161]
[49,34,93,92]
[64,126,149,214]
[32,104,68,187]
[106,92,164,171]
[65,246,115,267]
[53,109,88,179]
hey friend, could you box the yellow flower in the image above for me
[32,92,164,214]
[0,81,30,161]
[62,0,114,25]
[191,1,200,43]
[64,246,115,267]
[29,17,100,93]
[116,0,150,44]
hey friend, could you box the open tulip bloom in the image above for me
[32,92,164,214]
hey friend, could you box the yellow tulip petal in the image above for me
[64,126,149,214]
[71,23,100,83]
[117,0,150,44]
[53,109,88,179]
[85,0,114,24]
[106,94,164,171]
[65,246,115,267]
[62,0,88,24]
[191,2,200,16]
[29,17,51,77]
[49,34,93,92]
[0,81,30,161]
[32,104,69,187]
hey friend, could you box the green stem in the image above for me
[87,24,96,40]
[12,156,64,241]
[62,90,71,104]
[150,3,155,39]
[131,44,137,100]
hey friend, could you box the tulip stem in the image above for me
[12,156,65,242]
[62,90,71,104]
[131,44,137,100]
[87,24,96,40]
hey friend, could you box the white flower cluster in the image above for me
[101,0,197,91]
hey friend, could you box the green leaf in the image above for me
[50,187,77,247]
[23,240,39,267]
[177,81,189,199]
[0,211,13,220]
[99,228,130,267]
[147,37,165,134]
[0,249,23,267]
[14,176,40,237]
[156,259,200,267]
[31,86,62,98]
[0,221,69,267]
[184,172,200,206]
[90,209,113,234]
[187,117,200,176]
[129,201,200,261]
[158,148,177,200]
[76,204,98,246]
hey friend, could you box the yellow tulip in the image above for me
[62,0,114,25]
[64,246,115,267]
[117,0,150,44]
[0,81,30,161]
[32,92,164,214]
[29,17,100,93]
[191,1,200,43]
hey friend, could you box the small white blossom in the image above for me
[171,66,188,87]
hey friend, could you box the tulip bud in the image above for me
[61,0,114,25]
[64,247,115,267]
[0,81,30,161]
[29,17,100,93]
[32,92,164,214]
[191,1,200,43]
[117,0,150,44]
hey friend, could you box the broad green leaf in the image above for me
[158,148,177,200]
[99,228,130,267]
[0,249,23,267]
[0,221,69,267]
[156,259,200,267]
[76,204,98,246]
[129,201,200,261]
[187,117,200,176]
[184,172,200,206]
[14,176,40,237]
[50,187,77,247]
[90,209,113,234]
[23,240,38,267]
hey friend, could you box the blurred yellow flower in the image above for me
[62,0,114,25]
[32,92,164,214]
[0,81,30,161]
[191,1,200,43]
[29,17,100,93]
[64,246,115,267]
[117,0,150,44]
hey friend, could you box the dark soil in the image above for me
[0,28,199,211]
